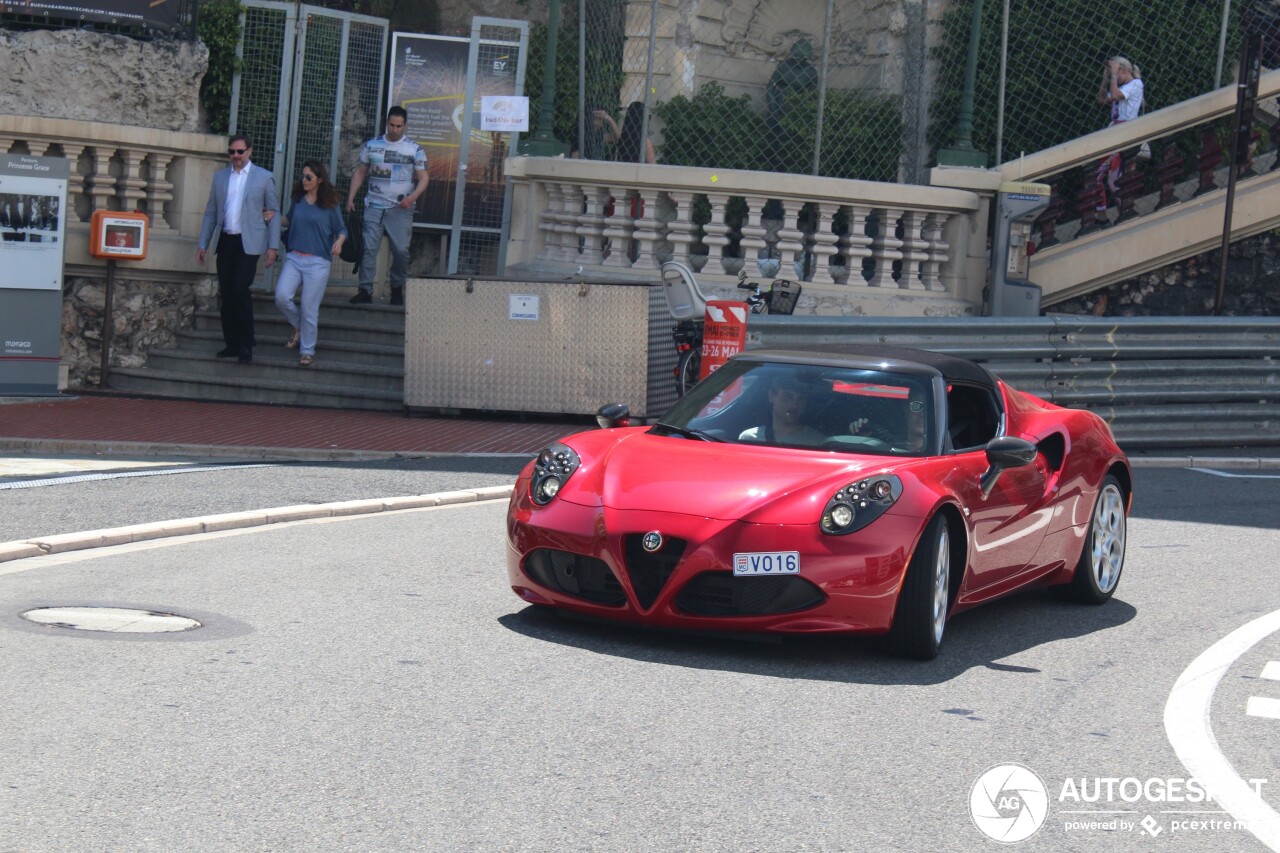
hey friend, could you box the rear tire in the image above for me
[677,349,701,396]
[886,514,951,660]
[1064,475,1126,604]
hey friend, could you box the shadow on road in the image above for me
[497,590,1137,686]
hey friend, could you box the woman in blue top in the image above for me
[274,160,347,366]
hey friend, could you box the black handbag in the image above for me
[340,211,363,266]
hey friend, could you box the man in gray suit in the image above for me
[197,133,281,363]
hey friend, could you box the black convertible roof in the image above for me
[737,344,998,388]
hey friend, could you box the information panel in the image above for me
[0,154,68,396]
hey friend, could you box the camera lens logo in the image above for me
[969,763,1049,843]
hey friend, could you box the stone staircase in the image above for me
[109,291,405,411]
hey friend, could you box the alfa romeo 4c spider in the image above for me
[506,345,1131,659]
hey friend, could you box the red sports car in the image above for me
[506,346,1131,659]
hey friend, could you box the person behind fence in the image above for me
[274,160,347,368]
[1093,56,1144,226]
[345,105,428,306]
[586,102,657,165]
[197,133,281,364]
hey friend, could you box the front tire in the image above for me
[1065,475,1126,604]
[887,514,951,660]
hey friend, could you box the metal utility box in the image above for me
[988,180,1050,317]
[404,277,679,418]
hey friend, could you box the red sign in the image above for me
[699,300,749,381]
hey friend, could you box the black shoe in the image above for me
[216,346,238,358]
[238,348,253,363]
[390,288,404,306]
[348,291,372,304]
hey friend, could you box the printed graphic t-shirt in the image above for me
[358,135,428,209]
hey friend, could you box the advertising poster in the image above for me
[0,0,182,31]
[389,33,471,228]
[389,32,522,229]
[0,154,68,395]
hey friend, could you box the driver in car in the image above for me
[850,395,928,452]
[739,376,826,446]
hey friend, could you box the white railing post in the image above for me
[776,200,805,279]
[922,212,948,292]
[898,210,928,290]
[664,190,697,266]
[631,188,660,270]
[867,207,904,289]
[809,202,839,284]
[576,184,609,265]
[86,146,117,214]
[702,192,731,275]
[144,152,176,231]
[601,186,635,269]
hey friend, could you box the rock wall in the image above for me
[62,277,218,387]
[433,0,537,35]
[0,29,209,132]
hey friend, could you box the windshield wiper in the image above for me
[652,422,724,442]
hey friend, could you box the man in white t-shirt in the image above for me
[345,106,429,305]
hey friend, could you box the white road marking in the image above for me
[1165,608,1280,852]
[1191,468,1280,479]
[1262,662,1280,681]
[1248,697,1280,720]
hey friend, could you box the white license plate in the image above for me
[733,551,800,576]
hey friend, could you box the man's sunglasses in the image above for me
[227,147,248,155]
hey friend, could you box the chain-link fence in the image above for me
[929,0,1259,169]
[521,0,1273,185]
[525,0,925,182]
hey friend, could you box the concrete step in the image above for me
[143,348,403,395]
[108,365,403,411]
[250,290,406,329]
[194,302,405,346]
[173,328,403,370]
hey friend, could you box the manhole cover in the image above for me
[21,607,202,633]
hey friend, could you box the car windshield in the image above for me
[654,359,936,456]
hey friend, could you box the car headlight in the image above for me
[530,443,580,505]
[820,474,902,535]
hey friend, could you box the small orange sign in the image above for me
[698,300,749,381]
[89,210,148,260]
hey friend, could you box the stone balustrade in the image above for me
[505,157,987,317]
[0,113,225,274]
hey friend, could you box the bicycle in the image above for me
[661,261,802,397]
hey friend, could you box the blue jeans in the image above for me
[358,205,412,294]
[275,252,332,356]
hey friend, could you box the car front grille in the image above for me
[524,548,626,607]
[622,534,687,609]
[675,572,826,617]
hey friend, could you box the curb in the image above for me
[0,485,516,566]
[0,438,535,462]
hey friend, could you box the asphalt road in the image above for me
[0,462,1278,852]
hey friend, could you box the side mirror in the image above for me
[979,436,1038,497]
[595,402,631,430]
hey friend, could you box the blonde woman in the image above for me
[1094,56,1144,226]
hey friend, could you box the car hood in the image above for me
[561,429,899,524]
